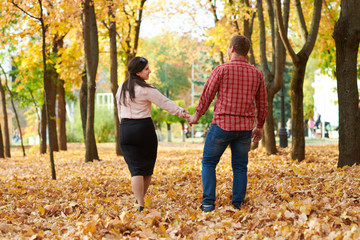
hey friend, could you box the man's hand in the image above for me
[252,127,263,143]
[187,113,200,126]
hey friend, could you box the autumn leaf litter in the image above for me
[0,143,359,239]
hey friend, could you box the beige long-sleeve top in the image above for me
[115,83,187,122]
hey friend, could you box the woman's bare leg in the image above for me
[131,176,145,207]
[143,175,152,196]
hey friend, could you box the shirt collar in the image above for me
[230,56,247,63]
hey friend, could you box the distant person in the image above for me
[188,35,268,212]
[315,114,321,129]
[115,56,189,212]
[308,118,315,138]
[286,118,292,137]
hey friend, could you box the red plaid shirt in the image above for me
[196,56,268,131]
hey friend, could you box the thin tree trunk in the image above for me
[333,0,360,167]
[181,121,185,142]
[0,65,26,157]
[58,79,67,150]
[80,70,87,140]
[108,1,121,156]
[0,124,4,158]
[40,104,47,154]
[167,123,171,142]
[0,79,11,157]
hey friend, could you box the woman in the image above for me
[115,56,189,212]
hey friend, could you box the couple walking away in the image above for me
[115,35,268,212]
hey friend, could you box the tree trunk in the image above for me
[262,92,277,154]
[181,121,185,142]
[0,83,10,157]
[167,123,171,142]
[108,1,121,156]
[0,124,4,158]
[333,0,360,167]
[40,104,47,154]
[80,71,87,140]
[83,0,99,162]
[47,68,59,152]
[58,79,67,150]
[290,60,307,161]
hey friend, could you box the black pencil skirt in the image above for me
[119,118,158,176]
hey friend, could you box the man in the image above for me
[188,35,268,212]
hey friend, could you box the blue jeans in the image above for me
[202,124,252,207]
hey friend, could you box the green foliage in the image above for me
[94,105,115,143]
[273,62,292,127]
[67,102,115,143]
[303,58,316,120]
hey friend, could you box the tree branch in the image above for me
[294,0,308,42]
[301,0,322,57]
[11,0,40,20]
[275,0,298,63]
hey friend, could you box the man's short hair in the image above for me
[229,35,251,56]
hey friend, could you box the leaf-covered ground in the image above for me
[0,143,359,239]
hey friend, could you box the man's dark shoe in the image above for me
[233,202,243,210]
[200,204,215,212]
[137,206,144,212]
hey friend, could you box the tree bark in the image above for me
[0,124,4,158]
[80,71,87,141]
[58,79,67,150]
[0,81,10,157]
[108,0,121,156]
[333,0,360,167]
[40,104,47,154]
[47,67,59,152]
[167,123,171,142]
[83,0,99,162]
[290,59,307,161]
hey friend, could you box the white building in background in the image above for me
[312,70,360,128]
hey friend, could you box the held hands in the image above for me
[186,113,200,126]
[252,126,263,143]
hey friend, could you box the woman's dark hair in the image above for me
[120,56,154,106]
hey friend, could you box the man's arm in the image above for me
[190,66,222,125]
[252,73,268,142]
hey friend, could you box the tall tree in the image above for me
[82,0,99,162]
[0,64,26,157]
[333,0,360,167]
[107,0,121,156]
[258,0,289,154]
[11,0,56,178]
[0,68,11,157]
[275,0,322,161]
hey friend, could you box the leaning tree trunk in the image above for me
[290,60,307,161]
[333,0,360,167]
[58,79,67,150]
[0,83,10,157]
[80,71,87,140]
